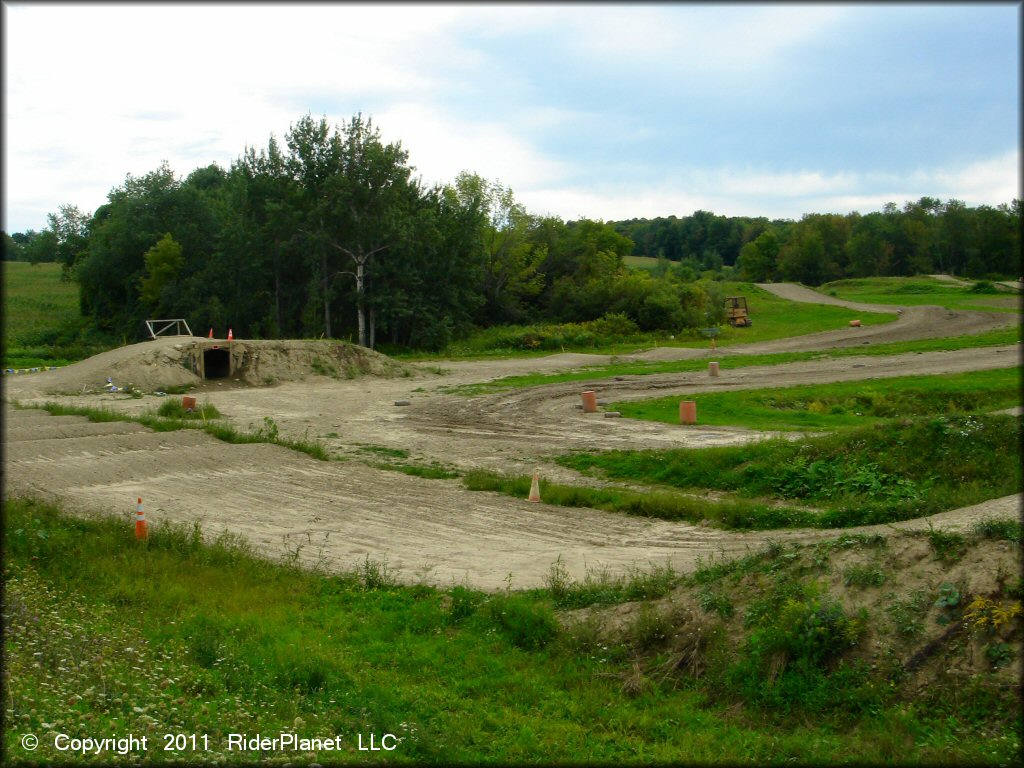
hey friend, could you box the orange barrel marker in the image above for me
[679,401,697,425]
[581,391,598,413]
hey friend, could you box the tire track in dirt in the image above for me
[4,408,747,589]
[5,401,1019,590]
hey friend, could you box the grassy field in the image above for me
[2,261,113,368]
[3,262,80,367]
[608,367,1021,431]
[4,497,1020,765]
[819,276,1022,314]
[623,254,662,273]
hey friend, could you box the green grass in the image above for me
[2,261,115,367]
[156,399,222,420]
[462,469,816,530]
[707,281,897,340]
[370,460,460,480]
[3,262,79,348]
[447,325,1021,395]
[558,414,1021,529]
[819,276,1022,313]
[609,367,1022,431]
[623,254,662,273]
[4,497,1019,764]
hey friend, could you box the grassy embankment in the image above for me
[820,275,1022,313]
[4,497,1020,765]
[466,369,1021,530]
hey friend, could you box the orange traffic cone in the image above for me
[227,328,234,341]
[135,497,148,540]
[208,328,213,338]
[528,471,541,503]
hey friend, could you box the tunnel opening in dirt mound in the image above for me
[5,337,409,396]
[202,347,232,380]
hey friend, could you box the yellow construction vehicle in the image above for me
[725,296,752,327]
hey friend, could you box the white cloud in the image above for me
[517,150,1021,222]
[373,103,572,191]
[560,4,850,77]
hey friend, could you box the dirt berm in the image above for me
[4,337,407,396]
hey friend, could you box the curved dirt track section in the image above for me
[5,406,1019,591]
[4,284,1020,590]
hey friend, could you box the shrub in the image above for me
[484,594,558,650]
[971,518,1022,543]
[446,586,483,625]
[968,280,999,294]
[715,585,873,714]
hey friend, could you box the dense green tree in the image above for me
[1,231,23,261]
[23,228,58,265]
[283,114,415,346]
[139,233,184,309]
[452,172,546,325]
[47,204,91,277]
[736,230,780,281]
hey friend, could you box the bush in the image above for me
[484,594,559,650]
[716,587,874,714]
[968,280,999,294]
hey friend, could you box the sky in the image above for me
[3,2,1020,234]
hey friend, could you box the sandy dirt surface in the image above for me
[4,285,1021,589]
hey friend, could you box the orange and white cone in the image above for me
[208,328,213,338]
[135,497,148,540]
[528,471,541,503]
[227,328,233,341]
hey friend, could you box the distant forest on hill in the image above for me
[3,113,1020,350]
[611,199,1020,284]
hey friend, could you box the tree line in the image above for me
[613,198,1021,284]
[3,113,1019,350]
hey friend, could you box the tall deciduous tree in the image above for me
[285,114,414,346]
[139,233,184,309]
[453,172,546,324]
[47,204,91,277]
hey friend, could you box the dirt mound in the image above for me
[3,337,407,397]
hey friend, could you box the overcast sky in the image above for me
[3,2,1020,234]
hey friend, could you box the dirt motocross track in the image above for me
[4,286,1021,590]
